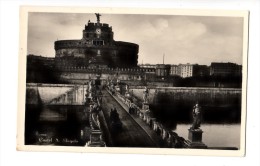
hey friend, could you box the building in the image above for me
[170,64,210,78]
[179,63,194,78]
[210,62,242,76]
[193,65,210,77]
[170,65,179,76]
[54,13,139,69]
[155,64,171,77]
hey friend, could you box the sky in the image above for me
[27,12,244,65]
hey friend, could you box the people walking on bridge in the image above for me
[110,108,120,122]
[129,103,135,114]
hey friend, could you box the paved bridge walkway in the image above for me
[100,90,160,147]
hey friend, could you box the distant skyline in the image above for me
[27,13,244,65]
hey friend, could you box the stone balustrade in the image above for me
[115,92,189,148]
[85,85,106,147]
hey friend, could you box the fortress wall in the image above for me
[56,48,85,58]
[59,72,143,84]
[132,87,241,105]
[55,40,139,67]
[130,87,242,123]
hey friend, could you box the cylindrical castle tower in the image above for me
[54,13,139,68]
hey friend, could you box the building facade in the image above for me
[170,65,179,76]
[210,62,242,76]
[169,64,210,78]
[193,65,209,77]
[179,64,194,78]
[155,64,171,77]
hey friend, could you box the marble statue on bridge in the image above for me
[191,103,202,130]
[125,84,131,98]
[143,86,149,103]
[187,103,207,148]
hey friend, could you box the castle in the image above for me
[26,13,242,88]
[54,13,139,69]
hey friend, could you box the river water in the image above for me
[129,87,242,149]
[174,123,241,149]
[25,105,241,148]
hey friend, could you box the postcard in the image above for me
[17,6,248,156]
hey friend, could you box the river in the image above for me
[174,123,241,149]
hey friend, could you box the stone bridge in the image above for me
[26,83,209,148]
[26,83,86,105]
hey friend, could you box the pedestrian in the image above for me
[113,108,119,121]
[129,105,132,114]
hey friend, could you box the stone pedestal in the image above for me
[86,130,105,147]
[187,128,207,149]
[188,128,203,142]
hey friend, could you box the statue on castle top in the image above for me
[191,103,202,130]
[143,86,149,103]
[95,13,101,23]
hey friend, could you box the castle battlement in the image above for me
[56,66,155,74]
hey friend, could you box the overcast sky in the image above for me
[27,12,244,65]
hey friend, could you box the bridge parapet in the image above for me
[85,81,106,147]
[113,90,196,148]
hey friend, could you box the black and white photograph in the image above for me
[17,7,248,156]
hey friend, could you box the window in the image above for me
[93,40,104,46]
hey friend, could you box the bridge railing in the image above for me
[114,91,189,148]
[85,84,106,147]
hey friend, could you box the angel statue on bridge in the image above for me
[191,103,202,130]
[143,86,149,103]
